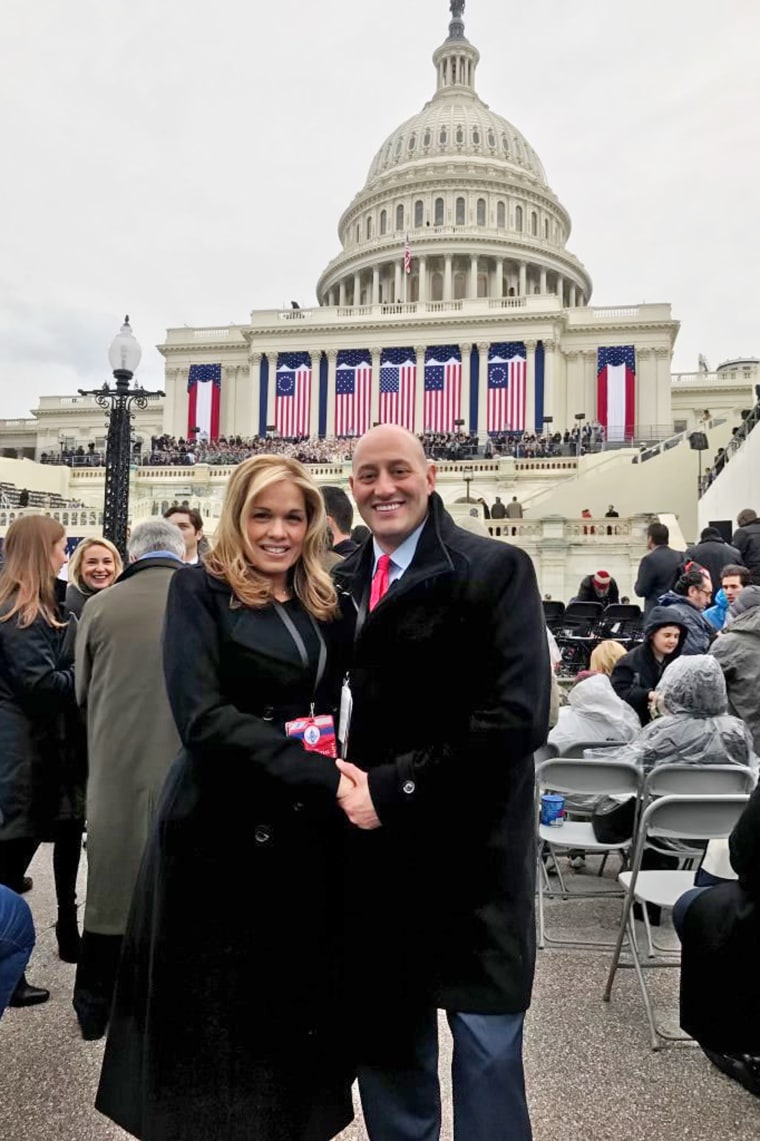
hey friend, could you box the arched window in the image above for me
[531,211,538,236]
[355,224,360,244]
[497,201,506,228]
[455,125,464,145]
[515,139,523,162]
[515,205,523,231]
[455,196,466,225]
[431,272,443,302]
[423,129,432,147]
[544,217,549,239]
[414,199,424,228]
[366,216,373,239]
[476,198,486,226]
[439,126,448,145]
[396,203,404,231]
[434,197,444,226]
[394,136,404,158]
[472,128,480,145]
[488,130,496,149]
[379,209,387,236]
[502,133,510,155]
[454,271,467,300]
[408,133,416,152]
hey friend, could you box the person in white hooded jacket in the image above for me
[548,672,641,756]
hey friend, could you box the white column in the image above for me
[444,254,453,301]
[326,350,337,436]
[460,342,471,430]
[414,345,426,432]
[222,365,237,436]
[540,267,547,294]
[495,258,504,298]
[310,351,321,435]
[339,280,346,306]
[267,354,277,431]
[372,266,380,305]
[353,272,361,307]
[655,347,672,436]
[469,254,478,298]
[569,283,576,307]
[370,348,381,427]
[395,261,402,303]
[556,274,564,305]
[419,256,428,303]
[554,346,568,429]
[162,367,178,437]
[519,261,527,297]
[246,355,261,438]
[543,339,555,425]
[477,342,489,437]
[525,340,536,433]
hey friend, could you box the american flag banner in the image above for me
[335,349,372,437]
[187,363,222,440]
[404,234,411,275]
[597,345,635,441]
[379,348,416,430]
[275,352,312,438]
[424,346,462,432]
[487,343,527,432]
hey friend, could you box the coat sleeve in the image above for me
[367,547,550,824]
[0,614,75,715]
[634,555,652,600]
[729,784,760,895]
[74,605,94,709]
[575,578,594,603]
[162,570,340,802]
[610,658,649,725]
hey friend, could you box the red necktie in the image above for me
[369,554,391,611]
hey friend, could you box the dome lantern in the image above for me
[434,1,479,95]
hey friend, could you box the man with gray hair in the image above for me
[71,519,185,1040]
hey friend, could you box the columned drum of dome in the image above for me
[316,2,592,310]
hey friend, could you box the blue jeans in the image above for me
[359,1008,531,1141]
[0,885,34,1017]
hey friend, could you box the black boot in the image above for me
[56,907,81,963]
[9,975,50,1007]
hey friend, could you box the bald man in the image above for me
[334,425,549,1141]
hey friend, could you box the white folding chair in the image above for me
[636,765,757,958]
[603,793,750,1049]
[535,757,642,950]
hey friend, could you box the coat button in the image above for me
[402,780,415,795]
[293,801,304,813]
[262,706,274,721]
[254,825,271,844]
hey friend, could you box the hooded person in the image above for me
[684,527,742,597]
[657,568,716,655]
[548,672,640,755]
[732,509,760,585]
[575,569,619,609]
[710,585,760,754]
[610,607,688,725]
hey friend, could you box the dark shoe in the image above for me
[703,1049,760,1098]
[73,993,109,1041]
[56,909,81,963]
[9,975,50,1007]
[19,876,33,894]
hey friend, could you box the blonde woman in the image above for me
[97,456,355,1141]
[65,537,122,618]
[0,516,80,1005]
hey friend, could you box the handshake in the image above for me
[335,759,381,830]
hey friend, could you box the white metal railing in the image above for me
[488,297,527,309]
[192,328,230,338]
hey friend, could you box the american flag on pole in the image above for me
[597,345,635,442]
[424,346,462,432]
[487,342,527,432]
[275,352,312,437]
[404,234,411,275]
[379,347,416,430]
[335,349,372,437]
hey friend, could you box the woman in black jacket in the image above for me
[96,456,355,1141]
[0,515,80,1005]
[610,605,688,724]
[64,536,122,618]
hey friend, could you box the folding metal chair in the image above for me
[603,793,750,1049]
[535,757,642,949]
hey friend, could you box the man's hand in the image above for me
[335,760,382,830]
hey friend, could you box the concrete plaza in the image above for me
[1,845,759,1141]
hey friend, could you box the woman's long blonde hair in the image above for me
[205,455,338,620]
[67,536,123,593]
[0,515,66,628]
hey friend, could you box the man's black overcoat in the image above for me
[333,493,550,1056]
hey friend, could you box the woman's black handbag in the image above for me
[591,796,636,844]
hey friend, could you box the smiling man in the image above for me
[334,424,550,1141]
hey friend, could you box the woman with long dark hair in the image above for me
[0,515,81,1004]
[97,456,355,1140]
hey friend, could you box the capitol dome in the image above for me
[317,2,592,310]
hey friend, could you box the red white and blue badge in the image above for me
[285,714,337,759]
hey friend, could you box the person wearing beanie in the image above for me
[711,584,760,754]
[575,568,620,609]
[685,527,743,599]
[732,509,760,585]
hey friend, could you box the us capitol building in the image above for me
[0,1,756,599]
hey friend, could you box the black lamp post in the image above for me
[78,316,164,557]
[574,411,586,458]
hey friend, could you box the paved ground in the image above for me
[2,846,759,1140]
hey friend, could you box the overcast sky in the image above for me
[0,0,757,417]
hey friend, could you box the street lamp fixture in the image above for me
[78,316,164,557]
[462,463,474,502]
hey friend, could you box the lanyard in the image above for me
[272,601,327,706]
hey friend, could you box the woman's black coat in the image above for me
[679,785,760,1053]
[0,602,78,841]
[96,567,354,1141]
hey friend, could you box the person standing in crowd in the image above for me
[321,485,358,557]
[505,495,523,519]
[611,608,687,724]
[657,568,716,654]
[97,456,355,1141]
[575,569,620,608]
[732,508,760,585]
[490,495,507,535]
[634,521,683,615]
[705,564,751,631]
[163,505,204,565]
[64,538,123,619]
[684,527,742,598]
[0,885,35,1019]
[605,505,619,518]
[710,585,760,754]
[334,425,549,1141]
[72,520,185,1041]
[0,516,79,1006]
